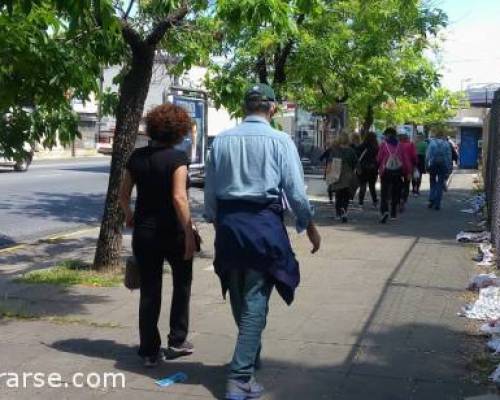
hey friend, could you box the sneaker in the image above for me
[225,377,264,400]
[435,205,441,211]
[427,202,433,209]
[379,212,389,224]
[142,356,159,368]
[163,340,195,360]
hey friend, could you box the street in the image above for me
[0,158,204,248]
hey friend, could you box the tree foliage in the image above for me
[374,88,466,128]
[206,0,448,129]
[0,1,122,159]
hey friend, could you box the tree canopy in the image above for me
[206,0,449,130]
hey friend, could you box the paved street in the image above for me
[0,171,488,399]
[0,158,204,248]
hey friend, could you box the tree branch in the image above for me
[273,40,294,85]
[273,14,304,85]
[146,1,190,46]
[124,0,135,20]
[256,54,268,84]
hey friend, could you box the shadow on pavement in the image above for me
[0,192,105,225]
[49,338,226,399]
[48,318,485,400]
[295,186,476,243]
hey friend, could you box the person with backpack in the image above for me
[398,133,418,212]
[426,128,453,210]
[326,133,358,223]
[356,131,379,208]
[377,128,405,223]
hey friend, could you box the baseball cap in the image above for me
[244,83,276,102]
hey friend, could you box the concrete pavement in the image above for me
[0,171,489,399]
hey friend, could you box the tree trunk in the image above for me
[93,45,155,271]
[361,104,374,136]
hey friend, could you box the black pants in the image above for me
[412,155,426,194]
[335,187,350,216]
[133,228,193,357]
[358,173,378,205]
[380,171,403,217]
[412,176,422,194]
[401,176,411,204]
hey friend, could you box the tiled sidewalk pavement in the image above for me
[0,172,489,399]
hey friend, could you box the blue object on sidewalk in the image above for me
[155,372,188,388]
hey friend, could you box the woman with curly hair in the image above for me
[119,103,197,367]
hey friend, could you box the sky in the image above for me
[437,0,500,90]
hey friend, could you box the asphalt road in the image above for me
[0,158,204,248]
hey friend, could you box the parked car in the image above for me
[0,147,34,172]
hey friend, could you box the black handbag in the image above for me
[124,256,141,290]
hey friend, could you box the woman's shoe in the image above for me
[163,340,195,360]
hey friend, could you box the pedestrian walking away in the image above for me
[327,133,358,223]
[204,83,321,400]
[377,128,404,223]
[447,136,459,166]
[320,141,335,204]
[349,133,363,200]
[398,133,417,211]
[356,131,379,208]
[426,127,453,210]
[119,104,198,368]
[412,134,428,195]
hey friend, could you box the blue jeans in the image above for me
[226,268,273,380]
[429,163,448,208]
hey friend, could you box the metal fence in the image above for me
[484,89,500,264]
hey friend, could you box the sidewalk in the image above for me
[0,172,487,399]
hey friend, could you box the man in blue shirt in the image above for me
[426,129,453,210]
[204,83,321,400]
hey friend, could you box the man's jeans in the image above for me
[226,268,273,380]
[429,163,448,208]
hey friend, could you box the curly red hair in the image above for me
[145,103,193,146]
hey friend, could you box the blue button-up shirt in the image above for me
[204,115,313,232]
